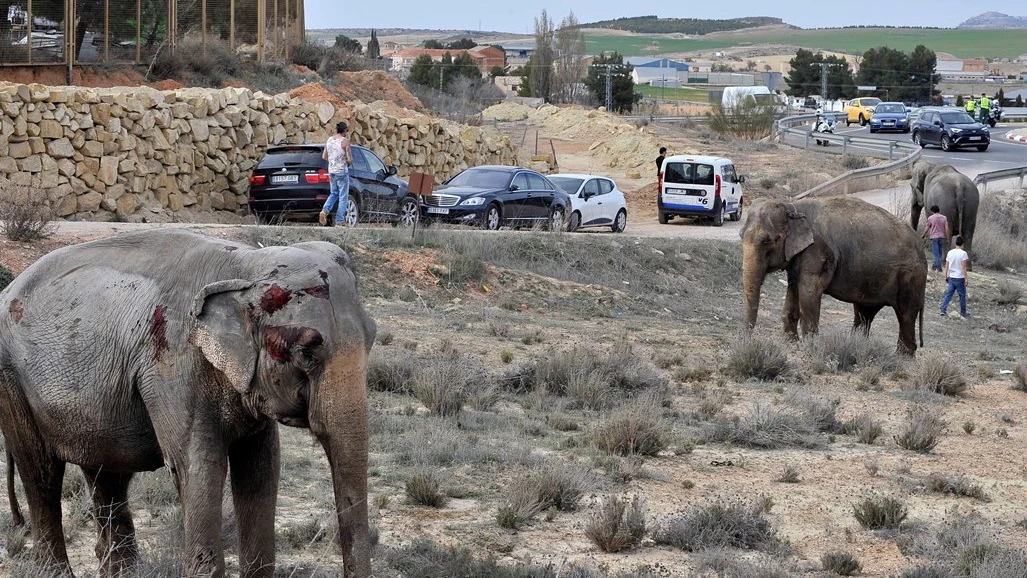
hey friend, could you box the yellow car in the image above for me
[844,97,881,126]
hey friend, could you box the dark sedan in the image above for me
[911,108,990,152]
[421,165,570,231]
[247,143,419,226]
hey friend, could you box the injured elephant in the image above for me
[0,229,376,578]
[741,197,927,355]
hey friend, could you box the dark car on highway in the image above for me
[421,165,570,231]
[911,108,990,152]
[247,143,419,226]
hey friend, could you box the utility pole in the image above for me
[817,62,843,99]
[606,65,612,111]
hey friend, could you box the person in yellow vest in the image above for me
[978,93,991,123]
[964,96,976,116]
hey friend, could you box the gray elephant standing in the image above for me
[742,197,926,355]
[909,161,980,255]
[0,229,375,578]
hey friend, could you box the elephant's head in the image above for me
[740,200,814,329]
[189,241,375,578]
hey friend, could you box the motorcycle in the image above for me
[985,104,1001,128]
[812,112,836,146]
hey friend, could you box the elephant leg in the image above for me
[17,451,72,575]
[176,427,229,578]
[82,467,137,577]
[229,425,280,578]
[797,276,829,338]
[895,306,919,357]
[853,304,884,335]
[781,277,800,340]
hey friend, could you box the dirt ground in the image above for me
[1,86,1026,578]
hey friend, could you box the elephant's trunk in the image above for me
[742,244,765,329]
[310,350,372,578]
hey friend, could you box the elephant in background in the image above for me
[0,230,376,578]
[742,197,926,355]
[910,161,980,255]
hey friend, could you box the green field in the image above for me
[634,85,710,102]
[585,28,1027,59]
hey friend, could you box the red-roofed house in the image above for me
[386,46,505,75]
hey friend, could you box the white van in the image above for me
[658,155,745,226]
[721,86,787,114]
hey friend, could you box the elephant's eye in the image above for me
[760,236,773,245]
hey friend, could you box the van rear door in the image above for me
[661,160,715,212]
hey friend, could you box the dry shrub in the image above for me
[655,496,777,551]
[385,537,605,578]
[972,197,1027,271]
[853,495,908,529]
[499,459,596,528]
[0,186,57,242]
[841,155,870,170]
[495,483,544,529]
[278,517,330,550]
[995,280,1023,305]
[911,356,968,397]
[584,495,647,553]
[705,402,825,449]
[900,565,952,578]
[149,37,240,87]
[775,465,800,483]
[803,328,902,374]
[0,264,13,293]
[366,349,418,393]
[707,101,779,139]
[1012,363,1027,392]
[894,407,945,453]
[405,469,447,508]
[924,473,990,502]
[821,551,862,575]
[693,551,797,578]
[502,341,667,408]
[593,393,668,456]
[726,332,790,381]
[844,413,884,444]
[367,350,488,415]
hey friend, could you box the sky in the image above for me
[308,1,1025,33]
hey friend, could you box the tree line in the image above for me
[785,45,941,103]
[577,15,785,35]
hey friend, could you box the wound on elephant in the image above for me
[150,305,170,360]
[260,285,292,315]
[264,326,324,363]
[9,299,23,324]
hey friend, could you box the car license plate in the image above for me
[969,136,982,141]
[270,174,298,184]
[427,207,449,215]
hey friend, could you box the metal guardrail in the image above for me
[973,166,1027,193]
[774,114,923,199]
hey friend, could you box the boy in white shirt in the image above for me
[940,235,970,319]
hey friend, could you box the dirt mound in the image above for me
[626,181,659,220]
[152,79,184,91]
[0,66,147,88]
[289,83,350,109]
[482,101,533,122]
[330,71,423,112]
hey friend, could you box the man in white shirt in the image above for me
[940,235,970,319]
[319,121,353,227]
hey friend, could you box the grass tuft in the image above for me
[584,495,647,553]
[894,407,945,453]
[821,550,862,576]
[726,332,790,381]
[924,473,991,502]
[655,496,777,551]
[405,469,448,508]
[593,394,668,456]
[853,495,908,529]
[911,356,968,397]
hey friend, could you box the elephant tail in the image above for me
[5,447,24,527]
[918,304,924,348]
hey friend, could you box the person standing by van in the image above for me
[656,147,667,177]
[319,121,353,227]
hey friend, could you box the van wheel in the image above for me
[658,211,669,224]
[729,199,743,222]
[712,201,725,227]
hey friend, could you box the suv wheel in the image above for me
[393,196,418,228]
[712,200,725,227]
[611,209,627,233]
[344,196,359,227]
[913,131,924,148]
[940,135,952,152]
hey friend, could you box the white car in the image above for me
[548,174,628,233]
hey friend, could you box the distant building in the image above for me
[624,57,690,72]
[384,46,505,75]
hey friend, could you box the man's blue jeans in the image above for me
[941,277,967,317]
[322,172,351,225]
[930,238,945,271]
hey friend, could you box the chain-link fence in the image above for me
[0,0,304,67]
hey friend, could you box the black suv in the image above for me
[911,108,990,152]
[248,144,418,226]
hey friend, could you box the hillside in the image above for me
[958,11,1027,29]
[577,15,788,35]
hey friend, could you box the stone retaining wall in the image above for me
[0,82,517,221]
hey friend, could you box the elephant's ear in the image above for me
[189,279,258,394]
[784,212,814,261]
